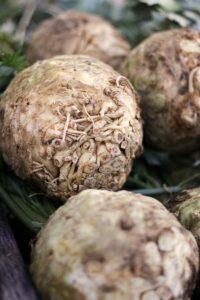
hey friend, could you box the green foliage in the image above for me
[0,52,28,91]
[125,148,200,204]
[0,157,56,233]
[0,33,28,91]
[121,0,200,45]
[0,52,28,71]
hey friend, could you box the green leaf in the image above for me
[140,0,180,11]
[0,157,57,233]
[0,37,28,91]
[0,52,28,71]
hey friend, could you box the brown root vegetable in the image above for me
[121,28,200,153]
[30,189,199,300]
[26,10,130,70]
[169,188,200,248]
[0,55,142,201]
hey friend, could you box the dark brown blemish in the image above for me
[178,85,188,95]
[101,284,116,293]
[0,108,5,120]
[83,253,105,265]
[119,217,133,231]
[180,72,188,82]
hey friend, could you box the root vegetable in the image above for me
[0,55,142,201]
[169,188,200,248]
[30,189,199,300]
[26,10,130,70]
[121,28,200,153]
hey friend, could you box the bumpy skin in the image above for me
[26,10,130,70]
[0,55,142,201]
[169,188,200,248]
[121,28,200,153]
[30,189,199,300]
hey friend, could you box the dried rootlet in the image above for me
[30,189,199,300]
[169,188,200,248]
[0,55,142,200]
[121,28,200,153]
[26,10,130,70]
